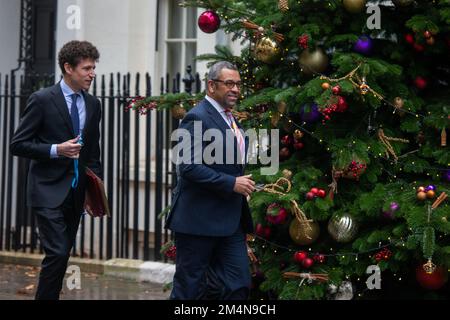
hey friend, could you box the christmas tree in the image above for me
[130,0,450,299]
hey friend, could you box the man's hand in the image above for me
[57,136,82,159]
[233,174,255,197]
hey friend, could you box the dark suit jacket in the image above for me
[166,99,254,237]
[10,83,102,212]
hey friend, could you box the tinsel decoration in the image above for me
[378,129,409,163]
[278,0,289,12]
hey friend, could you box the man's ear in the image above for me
[64,62,73,75]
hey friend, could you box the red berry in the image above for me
[313,254,326,263]
[294,251,308,262]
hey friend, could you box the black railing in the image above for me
[0,68,202,261]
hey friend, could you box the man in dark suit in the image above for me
[166,61,256,300]
[10,40,102,300]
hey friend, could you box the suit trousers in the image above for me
[170,226,251,300]
[34,189,82,300]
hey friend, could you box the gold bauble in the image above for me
[171,104,186,119]
[343,0,367,13]
[293,129,304,140]
[417,191,427,201]
[289,219,320,246]
[282,169,293,180]
[327,213,358,243]
[298,48,329,75]
[254,37,281,64]
[426,190,436,199]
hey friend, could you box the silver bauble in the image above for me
[392,0,414,6]
[327,213,358,243]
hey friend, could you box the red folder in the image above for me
[84,167,110,218]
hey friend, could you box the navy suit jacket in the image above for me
[166,99,254,237]
[10,83,102,212]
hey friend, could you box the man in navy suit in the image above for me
[10,41,102,300]
[166,61,255,300]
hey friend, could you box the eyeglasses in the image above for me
[212,79,242,89]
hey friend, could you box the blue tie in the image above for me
[70,93,80,136]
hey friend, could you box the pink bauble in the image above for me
[198,10,221,34]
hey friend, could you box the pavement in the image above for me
[0,262,171,300]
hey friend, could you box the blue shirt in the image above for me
[50,79,86,158]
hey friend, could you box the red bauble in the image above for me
[414,76,428,89]
[332,85,341,95]
[255,223,271,239]
[302,257,314,268]
[416,265,448,290]
[266,203,288,225]
[294,251,308,263]
[293,142,304,150]
[306,192,315,201]
[310,188,319,195]
[198,10,221,34]
[405,34,415,44]
[280,147,291,160]
[281,135,292,146]
[317,189,326,198]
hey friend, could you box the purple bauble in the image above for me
[354,36,373,55]
[389,202,400,212]
[299,103,321,123]
[198,10,221,34]
[425,185,436,192]
[443,170,450,182]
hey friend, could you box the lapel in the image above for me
[81,90,94,139]
[203,99,245,169]
[50,83,73,135]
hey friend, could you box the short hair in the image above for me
[208,61,238,80]
[58,40,100,74]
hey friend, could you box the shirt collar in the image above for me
[60,78,81,98]
[205,95,228,115]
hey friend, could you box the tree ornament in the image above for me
[282,169,293,180]
[336,96,348,112]
[294,251,308,262]
[443,170,450,183]
[254,37,281,64]
[297,34,309,49]
[417,191,427,201]
[198,10,221,34]
[281,135,293,146]
[302,257,314,269]
[293,129,304,140]
[327,213,358,243]
[405,34,415,44]
[280,147,291,161]
[383,201,399,219]
[313,254,326,264]
[332,85,341,95]
[343,0,366,13]
[426,190,436,199]
[359,77,370,95]
[416,263,448,290]
[414,76,427,89]
[298,48,329,75]
[171,103,186,119]
[423,31,432,39]
[374,248,392,262]
[164,245,177,260]
[322,82,331,90]
[266,203,288,225]
[426,37,435,46]
[278,0,289,12]
[299,103,321,123]
[289,219,320,245]
[255,223,271,239]
[327,281,354,300]
[354,36,373,55]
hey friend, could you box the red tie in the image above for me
[224,109,245,164]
